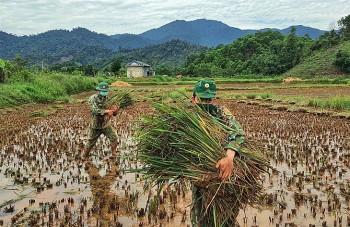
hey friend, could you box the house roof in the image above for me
[127,60,151,67]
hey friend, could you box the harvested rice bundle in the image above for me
[105,90,134,109]
[136,101,269,226]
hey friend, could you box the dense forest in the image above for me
[47,40,207,76]
[182,14,350,77]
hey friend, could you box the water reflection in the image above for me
[84,157,132,227]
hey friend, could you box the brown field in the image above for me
[0,83,349,227]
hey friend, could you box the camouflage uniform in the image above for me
[85,93,117,152]
[191,105,245,227]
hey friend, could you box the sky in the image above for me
[0,0,349,36]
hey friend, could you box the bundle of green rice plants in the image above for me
[135,101,269,226]
[105,89,134,109]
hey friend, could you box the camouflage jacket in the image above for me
[88,93,111,129]
[215,105,245,154]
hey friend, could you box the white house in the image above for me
[126,60,155,78]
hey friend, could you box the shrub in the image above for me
[334,50,350,73]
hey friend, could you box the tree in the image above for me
[311,30,340,50]
[281,26,302,70]
[4,55,31,82]
[49,61,80,73]
[338,14,350,40]
[334,50,350,73]
[110,60,122,75]
[0,59,6,83]
[81,64,97,76]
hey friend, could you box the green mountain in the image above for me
[139,19,325,46]
[0,28,116,66]
[0,19,326,68]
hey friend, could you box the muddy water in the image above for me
[0,102,192,226]
[0,93,349,226]
[223,101,350,227]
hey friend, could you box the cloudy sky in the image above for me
[0,0,349,36]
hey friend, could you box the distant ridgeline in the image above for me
[0,19,326,69]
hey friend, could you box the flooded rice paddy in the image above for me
[0,85,349,227]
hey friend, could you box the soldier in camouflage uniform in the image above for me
[84,82,119,158]
[190,80,245,227]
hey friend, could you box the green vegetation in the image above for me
[180,15,350,78]
[182,29,313,76]
[285,41,350,77]
[109,40,207,75]
[308,97,350,111]
[225,91,350,112]
[0,57,118,109]
[28,105,65,117]
[0,72,111,109]
[0,58,5,83]
[338,14,350,41]
[334,42,350,73]
[135,101,268,226]
[121,75,283,85]
[105,90,134,108]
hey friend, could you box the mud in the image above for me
[0,84,349,226]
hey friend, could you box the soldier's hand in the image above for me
[109,105,120,116]
[105,109,114,116]
[111,105,120,113]
[215,149,235,181]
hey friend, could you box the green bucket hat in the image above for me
[96,82,110,91]
[193,80,216,98]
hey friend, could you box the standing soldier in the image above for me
[190,80,245,226]
[84,82,119,158]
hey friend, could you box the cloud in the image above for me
[0,0,349,35]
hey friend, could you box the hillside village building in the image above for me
[126,60,155,78]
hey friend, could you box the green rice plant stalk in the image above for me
[104,89,134,109]
[134,100,269,226]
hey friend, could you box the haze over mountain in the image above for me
[0,19,326,66]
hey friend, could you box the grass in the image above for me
[0,72,112,109]
[284,41,350,78]
[266,83,350,89]
[121,76,283,85]
[245,94,257,99]
[120,75,350,87]
[227,91,350,112]
[28,105,65,117]
[308,97,350,111]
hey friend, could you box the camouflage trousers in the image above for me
[85,125,117,152]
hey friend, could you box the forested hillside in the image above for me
[47,39,207,76]
[182,28,313,76]
[110,39,207,69]
[182,16,350,77]
[0,28,116,66]
[283,41,350,77]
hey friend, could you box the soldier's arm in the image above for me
[221,107,245,155]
